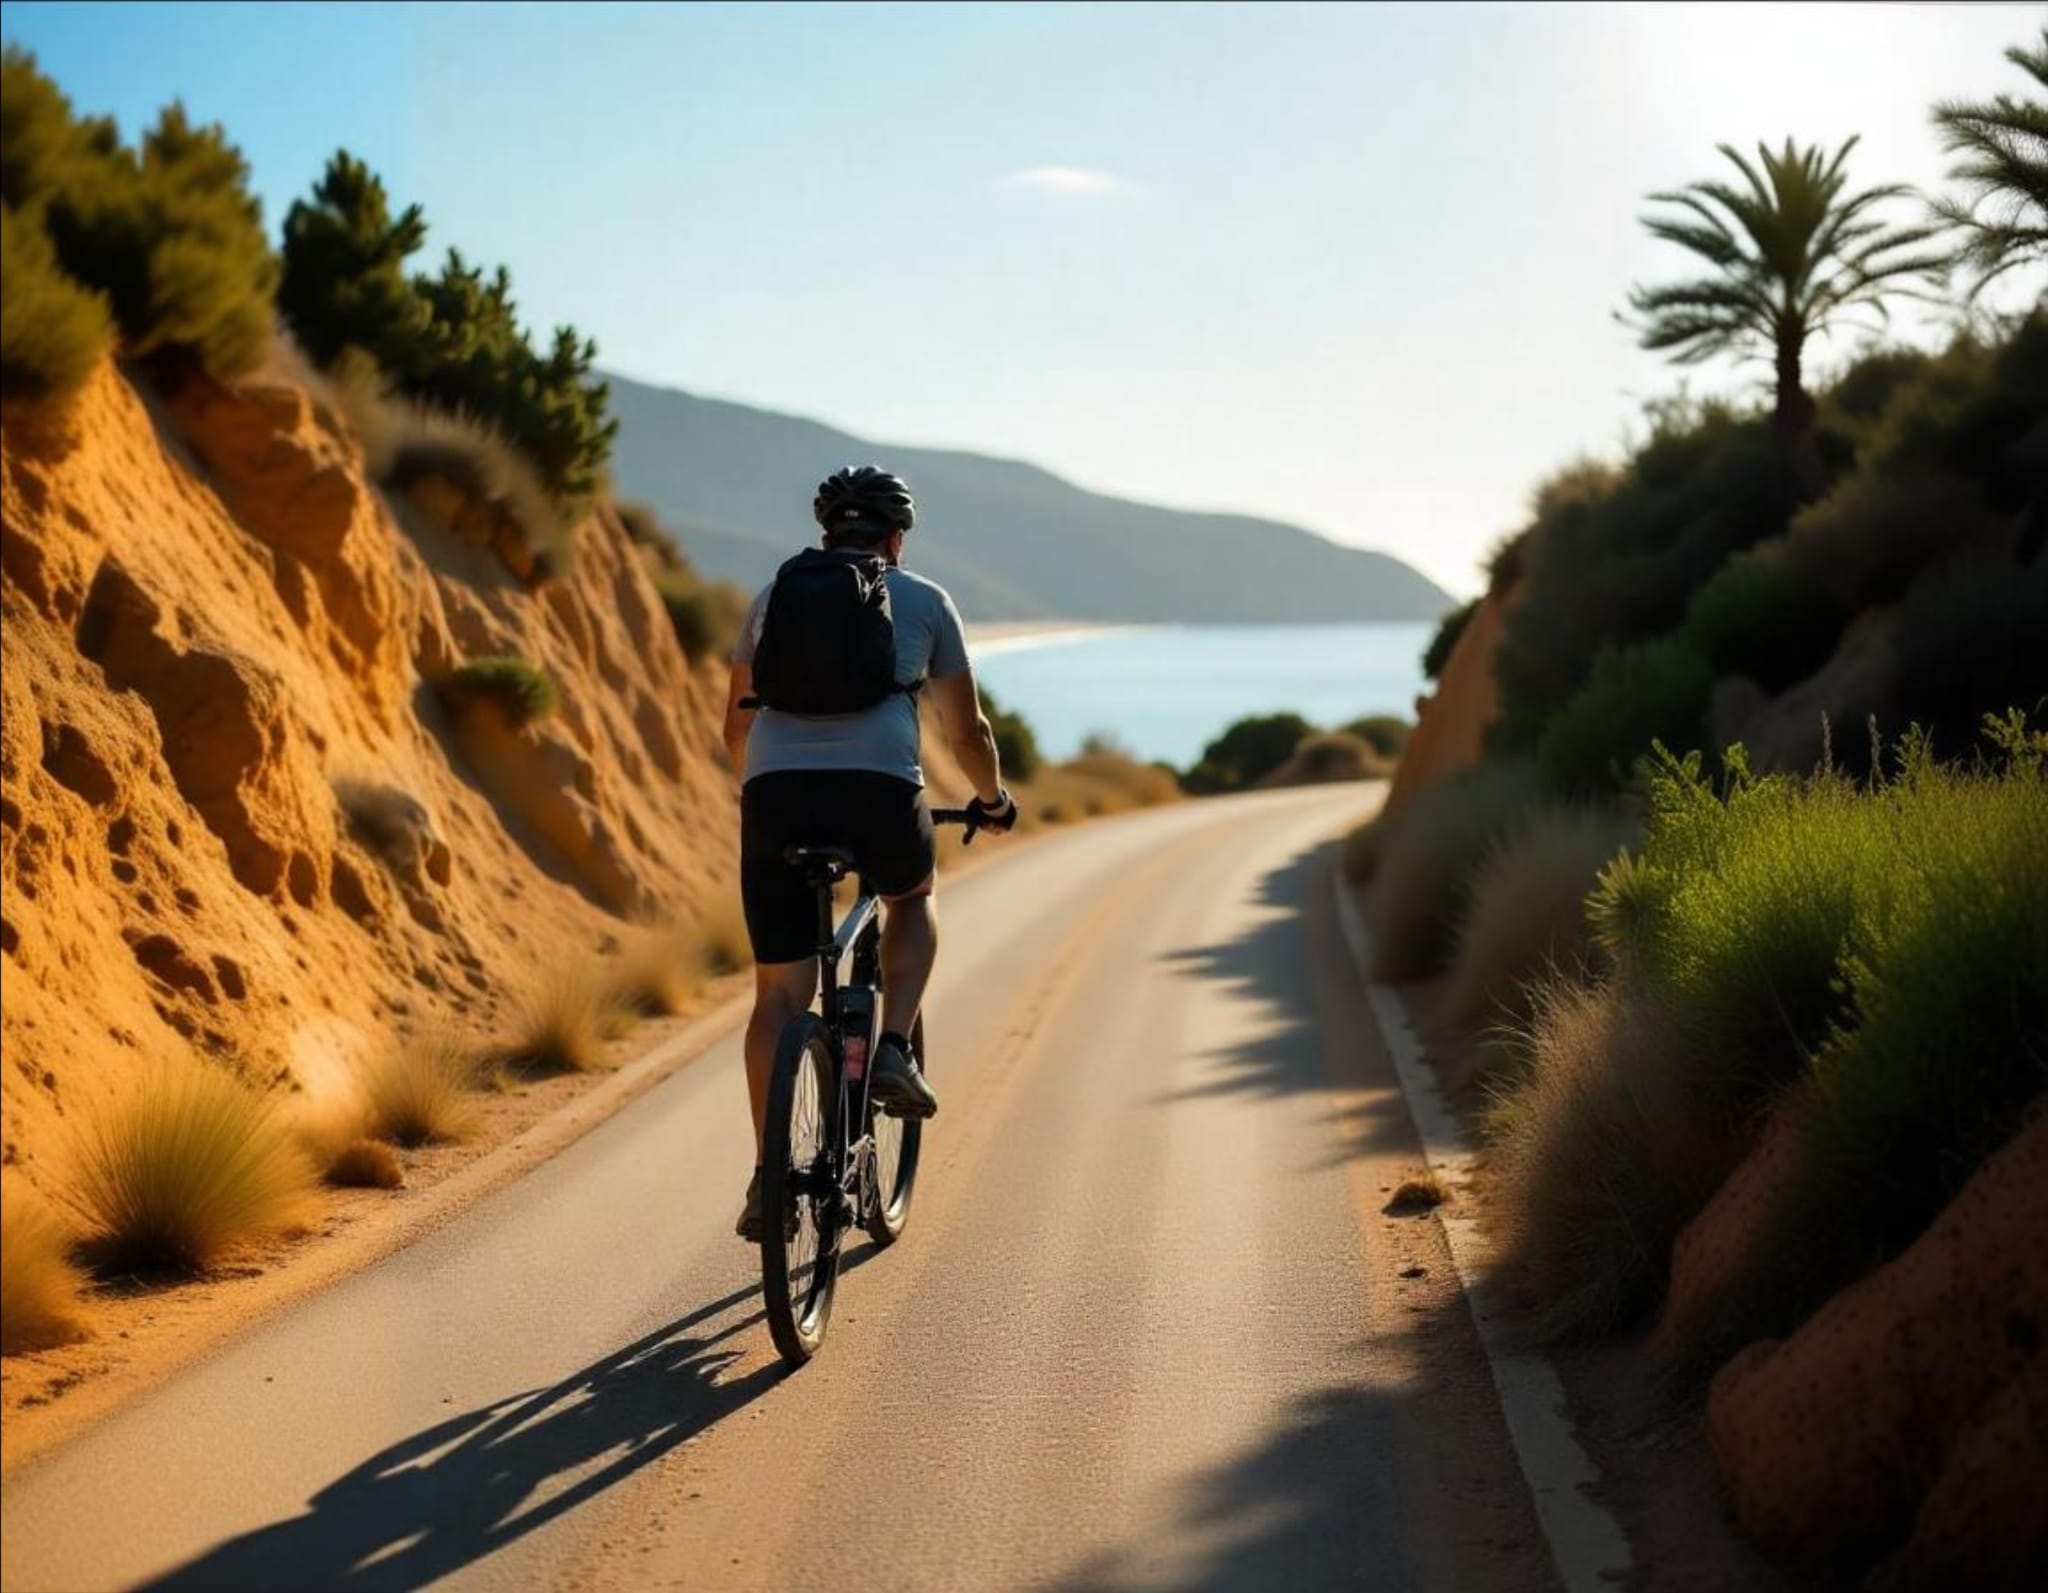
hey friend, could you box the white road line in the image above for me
[1333,872,1635,1593]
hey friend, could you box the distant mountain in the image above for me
[605,373,1453,622]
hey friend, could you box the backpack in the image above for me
[748,547,910,716]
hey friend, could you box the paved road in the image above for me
[2,787,1553,1593]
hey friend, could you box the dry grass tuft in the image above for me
[2,1176,92,1355]
[690,897,752,979]
[1485,981,1734,1342]
[1383,1173,1447,1216]
[500,964,611,1077]
[611,925,701,1017]
[1441,806,1634,1034]
[326,1139,405,1190]
[71,1067,317,1275]
[337,368,577,576]
[361,1033,482,1146]
[1366,763,1543,982]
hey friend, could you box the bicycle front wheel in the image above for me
[865,1014,925,1246]
[762,1014,840,1366]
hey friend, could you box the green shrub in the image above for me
[1421,600,1477,680]
[0,200,112,402]
[1183,712,1316,794]
[1888,554,2048,757]
[440,657,559,727]
[1535,635,1714,796]
[42,102,277,380]
[1492,730,2048,1356]
[1785,469,1999,613]
[279,151,616,507]
[1365,762,1543,981]
[1627,727,2048,1376]
[1682,547,1845,692]
[2,51,272,385]
[277,149,430,371]
[1491,402,1787,757]
[980,685,1043,782]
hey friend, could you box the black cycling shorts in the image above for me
[740,771,936,964]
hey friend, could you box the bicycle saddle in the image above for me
[785,844,858,881]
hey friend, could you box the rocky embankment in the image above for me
[1,358,736,1203]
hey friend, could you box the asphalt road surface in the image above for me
[2,786,1555,1593]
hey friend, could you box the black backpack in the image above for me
[748,547,910,716]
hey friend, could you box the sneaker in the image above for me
[869,1032,939,1119]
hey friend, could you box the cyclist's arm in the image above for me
[721,663,755,776]
[928,669,1004,806]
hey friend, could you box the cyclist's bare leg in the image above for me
[746,959,818,1153]
[880,877,936,1042]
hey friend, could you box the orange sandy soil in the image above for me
[0,351,745,1462]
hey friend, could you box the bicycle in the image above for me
[758,806,982,1366]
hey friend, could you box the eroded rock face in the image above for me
[1704,1114,2048,1581]
[1,360,737,1194]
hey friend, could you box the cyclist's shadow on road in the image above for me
[140,1255,875,1593]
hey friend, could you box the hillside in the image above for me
[605,374,1453,622]
[0,356,738,1206]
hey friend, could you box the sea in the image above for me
[971,622,1435,769]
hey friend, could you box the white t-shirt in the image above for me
[731,564,972,787]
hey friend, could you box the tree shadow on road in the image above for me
[141,1252,876,1592]
[1155,838,1421,1166]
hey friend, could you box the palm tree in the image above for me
[1932,29,2048,297]
[1625,138,1947,499]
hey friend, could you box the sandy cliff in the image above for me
[1,360,737,1196]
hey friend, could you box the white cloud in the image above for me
[1003,165,1130,197]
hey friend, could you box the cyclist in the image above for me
[722,465,1017,1241]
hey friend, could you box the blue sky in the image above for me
[5,2,2038,596]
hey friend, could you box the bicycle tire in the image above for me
[864,1014,925,1246]
[762,1014,840,1365]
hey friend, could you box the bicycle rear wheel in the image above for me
[865,1014,925,1246]
[762,1014,840,1365]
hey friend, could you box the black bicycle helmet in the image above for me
[813,465,916,535]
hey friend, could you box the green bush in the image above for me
[1491,401,1788,758]
[1421,600,1476,680]
[1340,714,1412,761]
[43,103,277,379]
[1534,635,1714,796]
[1888,555,2048,758]
[1,51,274,384]
[1584,729,2048,1374]
[1364,762,1543,981]
[979,685,1042,782]
[1785,469,1999,613]
[1682,547,1845,692]
[0,200,112,402]
[440,657,559,727]
[277,149,430,370]
[278,152,616,506]
[1183,711,1316,794]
